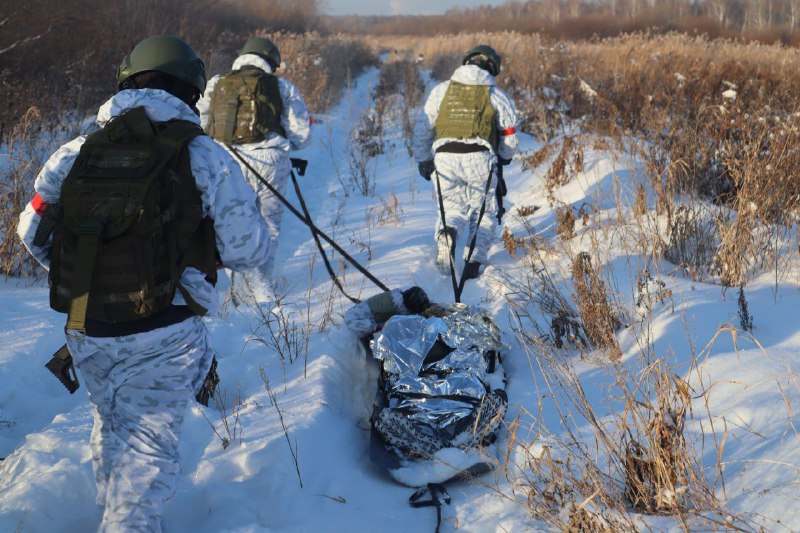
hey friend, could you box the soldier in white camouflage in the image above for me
[17,36,272,532]
[198,37,311,293]
[414,45,519,281]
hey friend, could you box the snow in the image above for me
[2,65,800,532]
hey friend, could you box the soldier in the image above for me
[198,37,311,291]
[17,36,272,532]
[414,45,518,281]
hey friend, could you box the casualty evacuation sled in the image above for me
[345,287,509,528]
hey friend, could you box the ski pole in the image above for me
[228,146,390,293]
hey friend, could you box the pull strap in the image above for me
[409,483,451,533]
[455,162,496,301]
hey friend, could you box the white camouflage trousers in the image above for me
[68,317,213,532]
[233,145,292,279]
[433,150,498,264]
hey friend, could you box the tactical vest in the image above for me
[434,81,498,150]
[206,68,285,144]
[49,107,218,335]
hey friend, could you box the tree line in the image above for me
[327,0,800,42]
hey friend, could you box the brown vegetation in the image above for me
[571,253,622,359]
[328,0,800,44]
[378,31,800,286]
[0,0,328,137]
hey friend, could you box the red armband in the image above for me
[31,193,47,216]
[499,127,516,137]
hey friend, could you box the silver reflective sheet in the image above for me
[371,304,506,434]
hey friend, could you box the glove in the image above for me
[499,157,512,166]
[417,160,435,181]
[402,286,430,314]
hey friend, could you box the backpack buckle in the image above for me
[65,326,87,339]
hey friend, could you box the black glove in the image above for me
[499,157,512,166]
[417,160,435,181]
[402,286,430,314]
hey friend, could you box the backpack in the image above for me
[206,68,285,144]
[49,106,217,335]
[434,81,498,150]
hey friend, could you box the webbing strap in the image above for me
[434,170,460,303]
[65,217,104,337]
[409,483,451,533]
[177,283,208,316]
[455,163,495,301]
[170,127,211,317]
[223,97,239,145]
[495,163,506,224]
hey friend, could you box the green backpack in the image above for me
[434,81,498,149]
[49,106,217,336]
[206,67,285,144]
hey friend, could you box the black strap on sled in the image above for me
[454,163,496,302]
[288,164,360,304]
[228,147,390,295]
[433,169,460,303]
[409,483,451,533]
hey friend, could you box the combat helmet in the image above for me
[240,37,281,70]
[462,45,501,77]
[117,35,206,94]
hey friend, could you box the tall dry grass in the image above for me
[0,107,49,279]
[383,31,800,287]
[0,0,323,136]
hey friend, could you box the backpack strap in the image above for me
[157,120,211,317]
[222,95,239,145]
[64,215,105,338]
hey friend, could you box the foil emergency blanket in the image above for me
[371,304,505,439]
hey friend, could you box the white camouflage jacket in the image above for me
[197,54,311,152]
[17,89,272,315]
[413,64,519,162]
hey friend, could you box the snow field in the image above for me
[1,63,799,532]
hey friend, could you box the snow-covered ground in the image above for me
[1,67,799,532]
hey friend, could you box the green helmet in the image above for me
[462,45,501,77]
[117,35,206,94]
[239,37,281,70]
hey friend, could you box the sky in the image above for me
[323,0,513,16]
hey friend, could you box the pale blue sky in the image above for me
[323,0,512,16]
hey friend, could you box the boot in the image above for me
[461,261,482,281]
[435,228,456,275]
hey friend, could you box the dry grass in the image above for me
[0,107,48,279]
[570,253,622,360]
[556,206,576,241]
[378,31,800,287]
[500,316,755,530]
[0,0,322,135]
